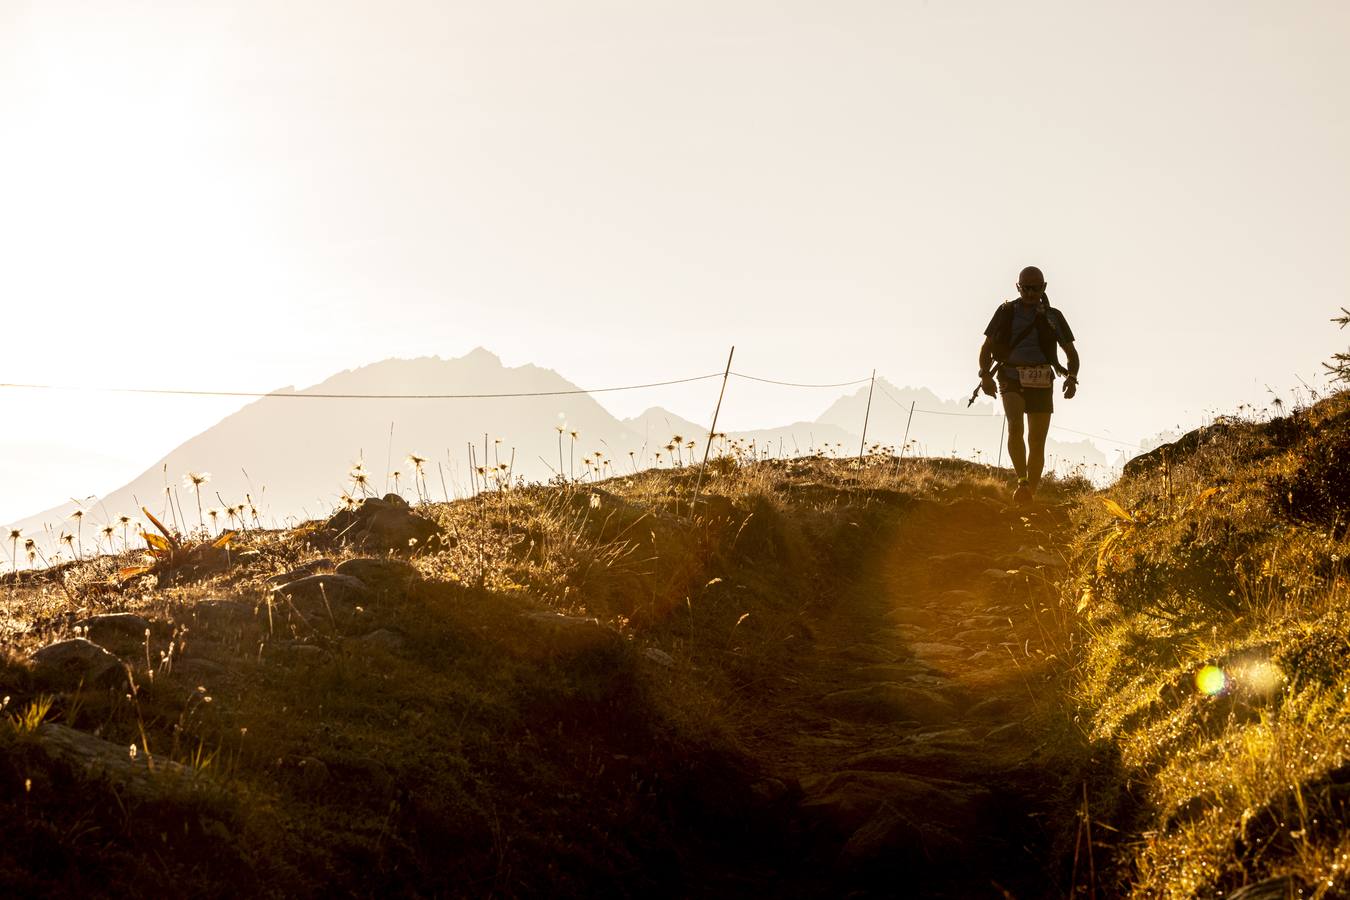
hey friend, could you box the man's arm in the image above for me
[1061,340,1079,398]
[979,337,997,396]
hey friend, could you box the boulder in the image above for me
[270,574,372,634]
[335,558,418,598]
[77,613,153,645]
[910,642,966,660]
[272,573,371,610]
[30,639,125,689]
[886,607,940,628]
[36,723,203,802]
[322,498,444,553]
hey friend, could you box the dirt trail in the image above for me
[742,495,1079,898]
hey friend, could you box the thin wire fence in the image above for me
[0,356,1138,561]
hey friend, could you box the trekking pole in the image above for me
[857,369,876,469]
[998,416,1005,468]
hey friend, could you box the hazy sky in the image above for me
[2,1,1348,522]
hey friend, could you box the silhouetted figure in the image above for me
[977,266,1081,505]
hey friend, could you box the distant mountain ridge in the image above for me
[10,351,1109,541]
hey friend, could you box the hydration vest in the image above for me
[988,298,1069,375]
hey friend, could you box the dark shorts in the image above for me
[998,371,1054,414]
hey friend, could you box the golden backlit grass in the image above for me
[1068,389,1350,898]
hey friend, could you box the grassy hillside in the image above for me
[1072,389,1350,897]
[0,451,1097,897]
[5,388,1348,898]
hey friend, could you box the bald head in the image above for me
[1018,266,1045,289]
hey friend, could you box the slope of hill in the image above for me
[0,453,1097,897]
[1070,389,1350,895]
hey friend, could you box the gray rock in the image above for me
[521,611,621,655]
[642,647,675,668]
[953,628,1004,645]
[231,549,264,565]
[886,607,939,627]
[820,683,956,724]
[967,696,1017,719]
[322,498,444,553]
[926,551,994,576]
[271,574,372,624]
[910,642,966,660]
[30,638,125,689]
[889,624,929,642]
[335,558,418,598]
[36,722,203,801]
[77,613,153,645]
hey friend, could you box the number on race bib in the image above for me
[1016,365,1054,388]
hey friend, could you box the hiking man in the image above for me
[978,266,1080,505]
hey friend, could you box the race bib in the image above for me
[1016,365,1054,388]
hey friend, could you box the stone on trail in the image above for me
[889,624,928,643]
[820,683,956,724]
[925,551,994,578]
[953,628,1005,645]
[966,695,1017,719]
[30,638,126,689]
[1011,545,1065,568]
[910,642,966,660]
[885,607,940,628]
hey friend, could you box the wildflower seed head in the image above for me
[183,472,211,491]
[8,529,20,541]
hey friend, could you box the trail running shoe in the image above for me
[1012,479,1031,506]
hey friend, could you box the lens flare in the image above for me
[1196,665,1227,696]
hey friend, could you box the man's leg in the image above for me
[1027,412,1052,490]
[1001,391,1028,480]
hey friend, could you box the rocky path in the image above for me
[746,495,1078,898]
